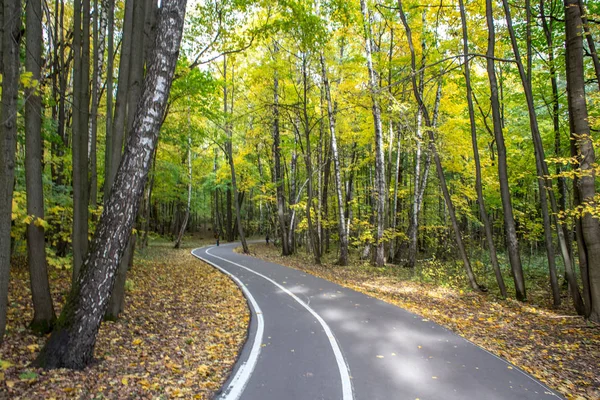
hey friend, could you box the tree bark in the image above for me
[360,0,386,267]
[34,0,187,368]
[107,0,134,194]
[72,0,91,280]
[0,0,21,342]
[486,0,526,301]
[272,42,291,256]
[503,0,578,307]
[222,56,249,253]
[564,0,600,323]
[321,53,348,265]
[459,0,507,298]
[174,109,192,249]
[399,0,481,291]
[25,0,57,333]
[103,0,115,201]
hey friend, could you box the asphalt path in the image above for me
[192,243,562,400]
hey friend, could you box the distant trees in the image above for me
[1,0,600,351]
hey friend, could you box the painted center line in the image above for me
[197,246,354,400]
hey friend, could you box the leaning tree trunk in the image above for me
[0,0,21,342]
[578,1,600,91]
[564,0,600,323]
[25,0,56,333]
[485,0,526,301]
[34,0,187,369]
[502,0,562,307]
[398,0,481,291]
[360,0,386,267]
[459,0,506,297]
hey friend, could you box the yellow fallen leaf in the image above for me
[132,339,142,346]
[0,360,13,370]
[376,355,384,358]
[122,377,129,385]
[6,380,15,388]
[27,344,39,352]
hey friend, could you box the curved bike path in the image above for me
[192,243,562,400]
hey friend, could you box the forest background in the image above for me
[0,0,599,396]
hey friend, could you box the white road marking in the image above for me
[191,248,264,400]
[204,246,354,400]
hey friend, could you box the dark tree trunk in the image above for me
[72,0,91,280]
[107,0,134,194]
[564,0,600,323]
[272,42,291,256]
[459,0,507,298]
[486,0,526,301]
[34,0,187,368]
[25,0,56,333]
[0,0,21,342]
[399,0,481,291]
[502,0,562,305]
[103,0,115,201]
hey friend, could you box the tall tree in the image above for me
[0,0,21,342]
[272,41,291,256]
[459,0,507,298]
[222,55,249,253]
[34,0,188,368]
[398,0,481,291]
[564,0,600,322]
[72,0,91,280]
[485,0,526,301]
[320,53,348,266]
[360,0,386,267]
[25,0,56,332]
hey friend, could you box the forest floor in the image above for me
[0,237,249,399]
[244,243,599,400]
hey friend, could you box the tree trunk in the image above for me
[399,0,481,291]
[578,1,600,90]
[564,0,600,323]
[72,0,91,280]
[486,0,526,301]
[222,56,249,253]
[103,0,115,201]
[25,0,57,333]
[174,113,192,249]
[503,0,562,307]
[360,0,386,267]
[321,53,348,266]
[272,42,291,256]
[301,55,320,264]
[34,0,187,368]
[107,0,134,194]
[459,0,506,297]
[0,0,21,342]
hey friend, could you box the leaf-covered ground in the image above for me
[0,239,249,399]
[244,243,599,400]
